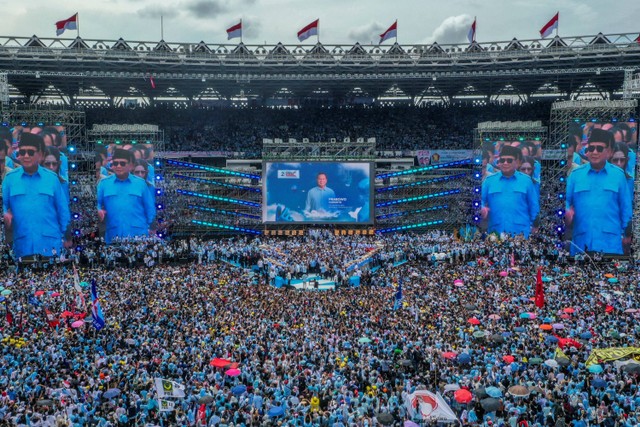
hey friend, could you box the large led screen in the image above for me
[1,125,71,258]
[478,139,542,238]
[263,162,373,224]
[564,122,637,256]
[95,142,156,244]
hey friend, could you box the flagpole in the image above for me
[555,11,559,37]
[317,19,320,44]
[240,18,243,43]
[161,15,164,40]
[474,16,477,42]
[395,20,398,44]
[76,13,80,38]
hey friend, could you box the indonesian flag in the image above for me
[379,21,397,44]
[540,12,559,38]
[467,17,476,43]
[535,266,544,308]
[226,21,242,40]
[636,34,640,44]
[297,19,319,42]
[55,13,78,36]
[149,76,156,89]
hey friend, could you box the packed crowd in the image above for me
[1,231,639,427]
[85,103,552,154]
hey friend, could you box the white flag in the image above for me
[404,390,458,422]
[159,399,176,412]
[154,378,186,398]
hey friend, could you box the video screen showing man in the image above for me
[97,148,155,244]
[480,145,540,238]
[2,133,71,258]
[264,162,372,223]
[565,128,633,256]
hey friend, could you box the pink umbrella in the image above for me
[488,314,501,320]
[499,271,508,277]
[454,279,464,287]
[624,308,637,313]
[225,368,241,376]
[71,320,84,328]
[563,307,575,314]
[442,352,458,359]
[51,292,61,297]
[527,312,537,319]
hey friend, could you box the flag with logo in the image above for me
[90,279,105,331]
[154,378,186,398]
[159,399,176,412]
[404,390,458,421]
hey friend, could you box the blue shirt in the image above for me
[305,186,336,212]
[566,162,632,255]
[97,174,155,244]
[2,166,70,257]
[481,171,539,238]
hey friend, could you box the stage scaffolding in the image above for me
[261,138,376,161]
[548,100,639,258]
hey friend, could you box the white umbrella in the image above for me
[544,359,559,368]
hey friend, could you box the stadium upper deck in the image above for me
[0,32,639,103]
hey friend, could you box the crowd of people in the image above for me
[84,102,553,154]
[1,230,640,427]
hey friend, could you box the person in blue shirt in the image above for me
[480,145,540,238]
[305,172,336,213]
[2,133,70,258]
[97,148,155,244]
[565,128,633,256]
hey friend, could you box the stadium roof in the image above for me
[0,32,639,102]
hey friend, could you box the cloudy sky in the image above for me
[2,0,639,46]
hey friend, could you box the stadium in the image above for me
[1,10,640,426]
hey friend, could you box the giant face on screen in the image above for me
[564,122,637,256]
[96,142,157,244]
[479,139,542,238]
[1,125,71,258]
[263,162,373,224]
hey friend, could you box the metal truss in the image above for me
[0,33,638,100]
[262,138,376,161]
[548,100,639,257]
[87,124,165,152]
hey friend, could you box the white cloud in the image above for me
[426,14,474,44]
[347,22,385,44]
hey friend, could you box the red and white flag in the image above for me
[636,34,640,44]
[405,390,458,422]
[297,19,319,42]
[149,76,156,89]
[226,21,242,40]
[467,17,476,43]
[540,12,559,38]
[55,13,78,36]
[379,21,397,44]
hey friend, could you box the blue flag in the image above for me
[393,282,403,310]
[90,279,105,331]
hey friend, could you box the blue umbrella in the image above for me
[543,317,554,323]
[103,388,121,399]
[514,327,526,333]
[485,386,503,398]
[542,277,552,282]
[519,313,530,319]
[608,278,619,283]
[501,331,512,337]
[592,378,607,388]
[579,332,593,340]
[268,406,285,418]
[0,297,4,302]
[457,353,471,364]
[231,385,247,395]
[588,364,604,374]
[545,335,559,344]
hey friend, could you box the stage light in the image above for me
[630,118,636,122]
[74,229,81,236]
[557,209,564,216]
[591,119,597,122]
[157,204,164,210]
[70,163,76,169]
[556,226,563,232]
[55,122,61,126]
[559,160,566,166]
[73,213,79,219]
[474,216,479,222]
[559,177,565,182]
[612,118,618,122]
[71,180,76,185]
[499,138,504,141]
[155,160,161,166]
[474,158,481,164]
[68,146,75,153]
[535,137,540,141]
[558,194,564,199]
[473,201,480,207]
[156,189,162,195]
[37,122,44,126]
[97,140,103,144]
[156,175,162,181]
[21,122,27,126]
[131,140,137,144]
[561,143,567,149]
[474,187,480,193]
[157,232,164,238]
[1,123,7,126]
[72,196,78,202]
[518,137,524,141]
[474,173,481,179]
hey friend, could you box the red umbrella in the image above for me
[502,355,515,363]
[210,358,232,368]
[563,307,575,314]
[60,311,75,318]
[442,352,458,359]
[51,292,61,297]
[560,314,571,319]
[468,317,481,325]
[605,305,614,313]
[454,389,473,404]
[34,290,45,297]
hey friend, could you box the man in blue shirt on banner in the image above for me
[480,145,539,238]
[97,148,155,244]
[305,172,336,212]
[565,128,632,255]
[2,133,70,258]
